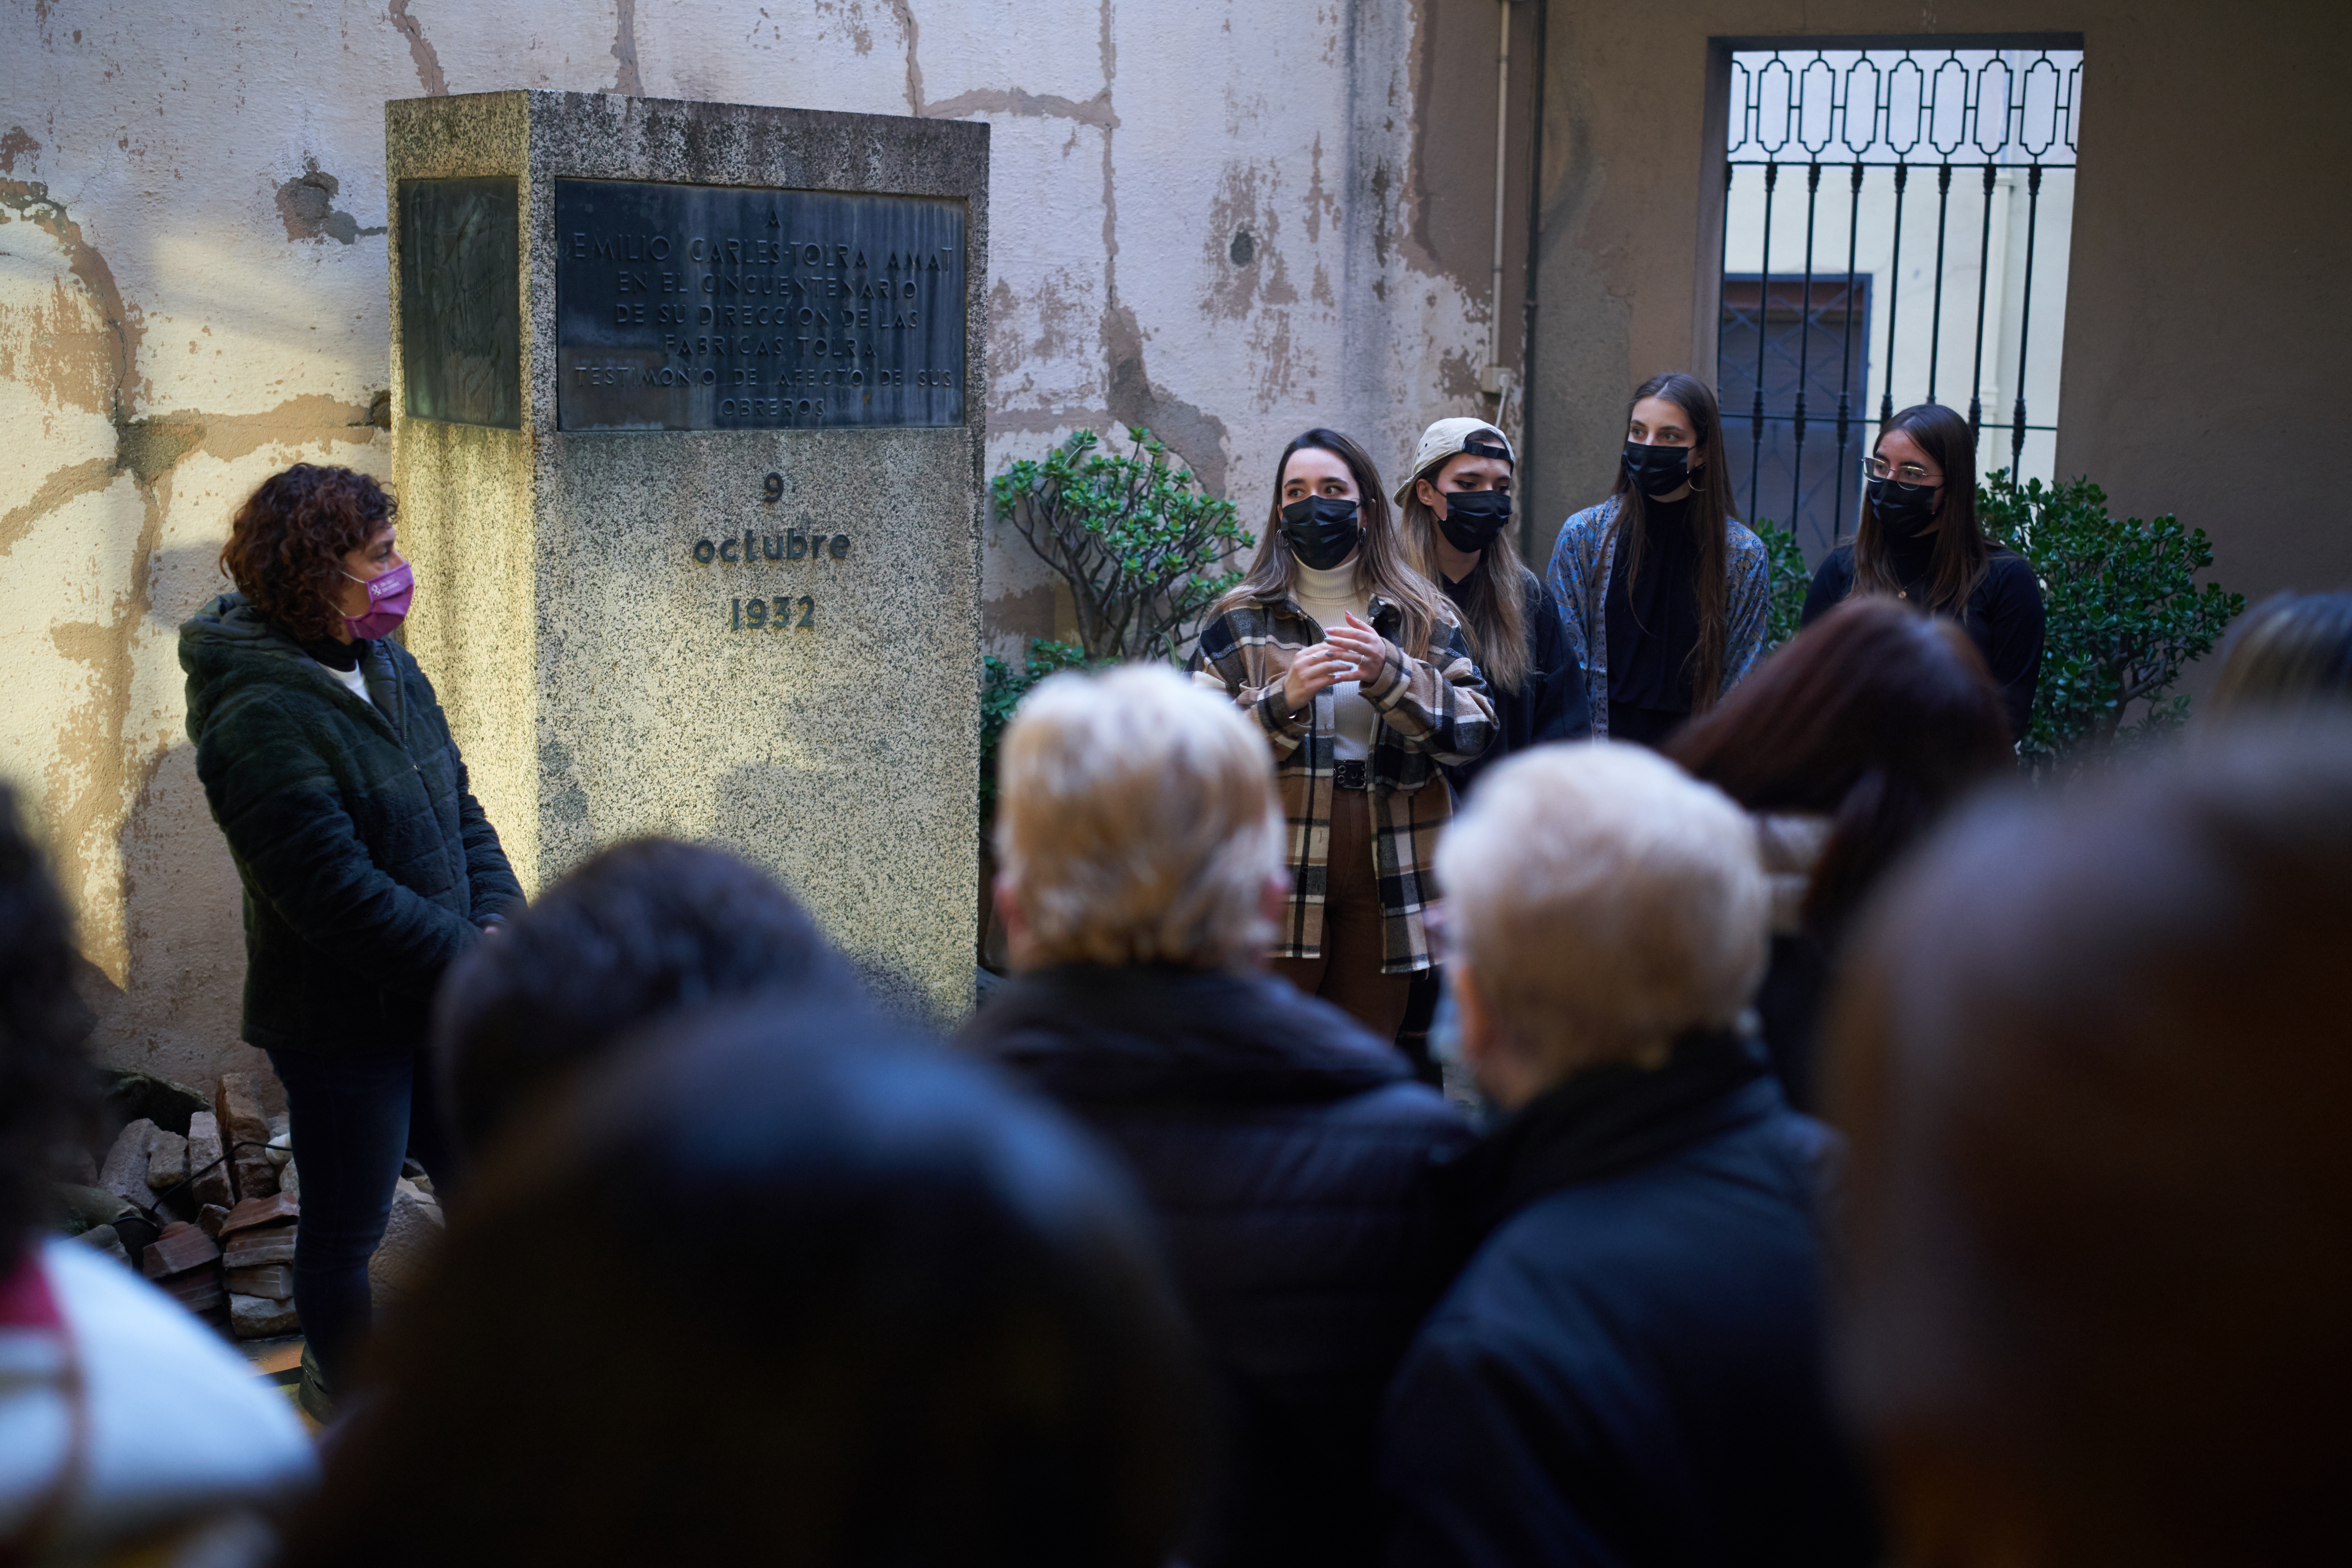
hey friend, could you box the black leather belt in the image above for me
[1334,760,1369,791]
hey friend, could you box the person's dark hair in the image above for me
[1215,427,1455,662]
[0,785,93,1268]
[1610,372,1740,708]
[287,1002,1211,1568]
[432,838,862,1162]
[219,464,396,642]
[1825,727,2352,1566]
[2208,591,2352,719]
[1667,597,2011,939]
[1852,402,1990,615]
[1403,451,1533,691]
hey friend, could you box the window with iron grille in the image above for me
[1716,45,2082,558]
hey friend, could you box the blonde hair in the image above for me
[1438,742,1767,1074]
[1403,468,1533,692]
[996,665,1283,969]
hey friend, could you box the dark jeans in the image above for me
[266,1044,451,1391]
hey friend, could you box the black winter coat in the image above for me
[180,595,522,1056]
[1442,568,1592,797]
[961,963,1471,1568]
[1381,1032,1878,1568]
[1800,542,2045,739]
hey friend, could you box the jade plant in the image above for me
[990,427,1253,667]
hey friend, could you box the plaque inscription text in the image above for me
[555,178,966,432]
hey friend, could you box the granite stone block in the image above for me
[387,92,988,1023]
[214,1073,278,1202]
[186,1111,234,1210]
[230,1293,302,1339]
[144,1129,188,1192]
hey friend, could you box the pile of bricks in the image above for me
[141,1193,300,1338]
[81,1070,304,1342]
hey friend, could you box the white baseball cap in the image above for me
[1394,417,1517,504]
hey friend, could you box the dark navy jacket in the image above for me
[1380,1033,1878,1568]
[961,962,1471,1568]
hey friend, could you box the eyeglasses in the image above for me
[1864,457,1941,486]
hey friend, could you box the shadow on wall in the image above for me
[67,538,269,1094]
[91,736,266,1093]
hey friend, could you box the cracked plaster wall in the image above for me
[2,0,1513,1091]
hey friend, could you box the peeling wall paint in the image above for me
[1,0,1513,1090]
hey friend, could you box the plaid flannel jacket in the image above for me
[1544,494,1772,739]
[1190,592,1495,973]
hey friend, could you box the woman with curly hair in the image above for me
[179,464,521,1419]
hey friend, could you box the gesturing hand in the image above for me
[1325,613,1391,683]
[1283,644,1347,712]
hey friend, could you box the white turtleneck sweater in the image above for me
[1290,556,1377,762]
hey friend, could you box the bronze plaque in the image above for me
[400,177,522,429]
[555,178,966,432]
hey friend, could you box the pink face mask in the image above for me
[342,558,415,640]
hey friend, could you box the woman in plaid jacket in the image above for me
[1192,428,1495,1042]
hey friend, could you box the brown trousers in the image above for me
[1273,786,1414,1043]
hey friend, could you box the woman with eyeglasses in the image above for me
[1799,402,2046,740]
[1547,372,1771,748]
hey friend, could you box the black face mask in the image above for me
[1280,495,1363,571]
[1622,442,1694,497]
[1434,488,1512,554]
[1867,475,1941,540]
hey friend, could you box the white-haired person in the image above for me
[1397,417,1590,795]
[1378,743,1878,1568]
[961,664,1469,1568]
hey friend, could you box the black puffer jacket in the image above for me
[961,963,1471,1568]
[1380,1033,1879,1568]
[180,594,522,1056]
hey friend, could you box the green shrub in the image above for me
[1751,519,1814,654]
[1978,470,2244,778]
[1755,477,2243,780]
[979,638,1092,806]
[990,427,1253,666]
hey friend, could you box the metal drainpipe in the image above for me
[1485,0,1512,405]
[1515,0,1547,562]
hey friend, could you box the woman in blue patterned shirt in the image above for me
[1545,372,1771,745]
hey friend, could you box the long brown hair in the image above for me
[1610,372,1738,708]
[1403,455,1533,691]
[1667,597,2011,940]
[1853,402,1991,615]
[1215,428,1454,661]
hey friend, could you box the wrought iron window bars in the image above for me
[1717,47,2080,545]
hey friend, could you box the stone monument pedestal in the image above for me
[387,91,987,1019]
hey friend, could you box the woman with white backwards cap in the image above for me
[1398,418,1590,794]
